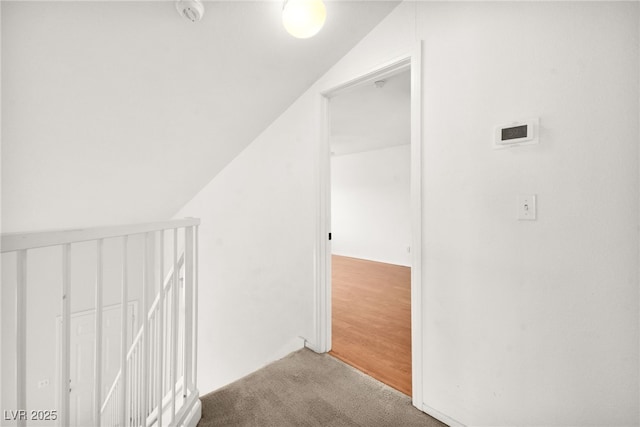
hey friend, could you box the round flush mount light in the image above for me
[282,0,326,39]
[176,0,204,22]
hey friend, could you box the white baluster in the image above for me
[94,239,104,426]
[149,310,155,418]
[170,229,178,422]
[135,345,138,425]
[61,244,71,427]
[142,232,151,423]
[120,236,128,427]
[194,225,199,390]
[129,350,133,427]
[115,379,119,426]
[156,231,164,427]
[184,226,193,397]
[16,250,27,427]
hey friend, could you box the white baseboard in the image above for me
[182,398,201,427]
[422,403,466,427]
[303,338,322,353]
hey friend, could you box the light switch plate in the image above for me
[517,194,536,220]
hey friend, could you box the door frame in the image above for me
[313,42,423,409]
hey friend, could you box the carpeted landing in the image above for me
[198,348,447,427]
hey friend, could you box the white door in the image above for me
[58,303,136,427]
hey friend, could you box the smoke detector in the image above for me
[374,80,386,88]
[176,0,204,22]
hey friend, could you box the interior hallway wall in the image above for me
[177,2,639,426]
[173,101,316,392]
[413,3,638,425]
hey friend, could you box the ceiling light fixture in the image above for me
[282,0,326,39]
[176,0,205,23]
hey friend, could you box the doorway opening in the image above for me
[328,70,412,395]
[315,45,423,408]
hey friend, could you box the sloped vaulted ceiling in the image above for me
[1,0,400,232]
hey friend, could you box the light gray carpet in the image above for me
[198,348,447,427]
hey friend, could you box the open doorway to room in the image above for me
[327,70,412,395]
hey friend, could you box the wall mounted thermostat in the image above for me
[494,118,539,149]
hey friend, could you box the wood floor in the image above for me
[329,255,412,396]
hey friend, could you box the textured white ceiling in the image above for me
[1,0,400,231]
[330,70,410,156]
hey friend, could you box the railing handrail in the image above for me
[1,218,200,253]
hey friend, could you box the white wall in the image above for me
[173,98,316,393]
[331,145,411,266]
[416,3,638,425]
[177,2,639,426]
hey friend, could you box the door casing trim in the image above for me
[312,42,424,409]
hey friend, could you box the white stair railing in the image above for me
[1,219,200,427]
[101,254,187,427]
